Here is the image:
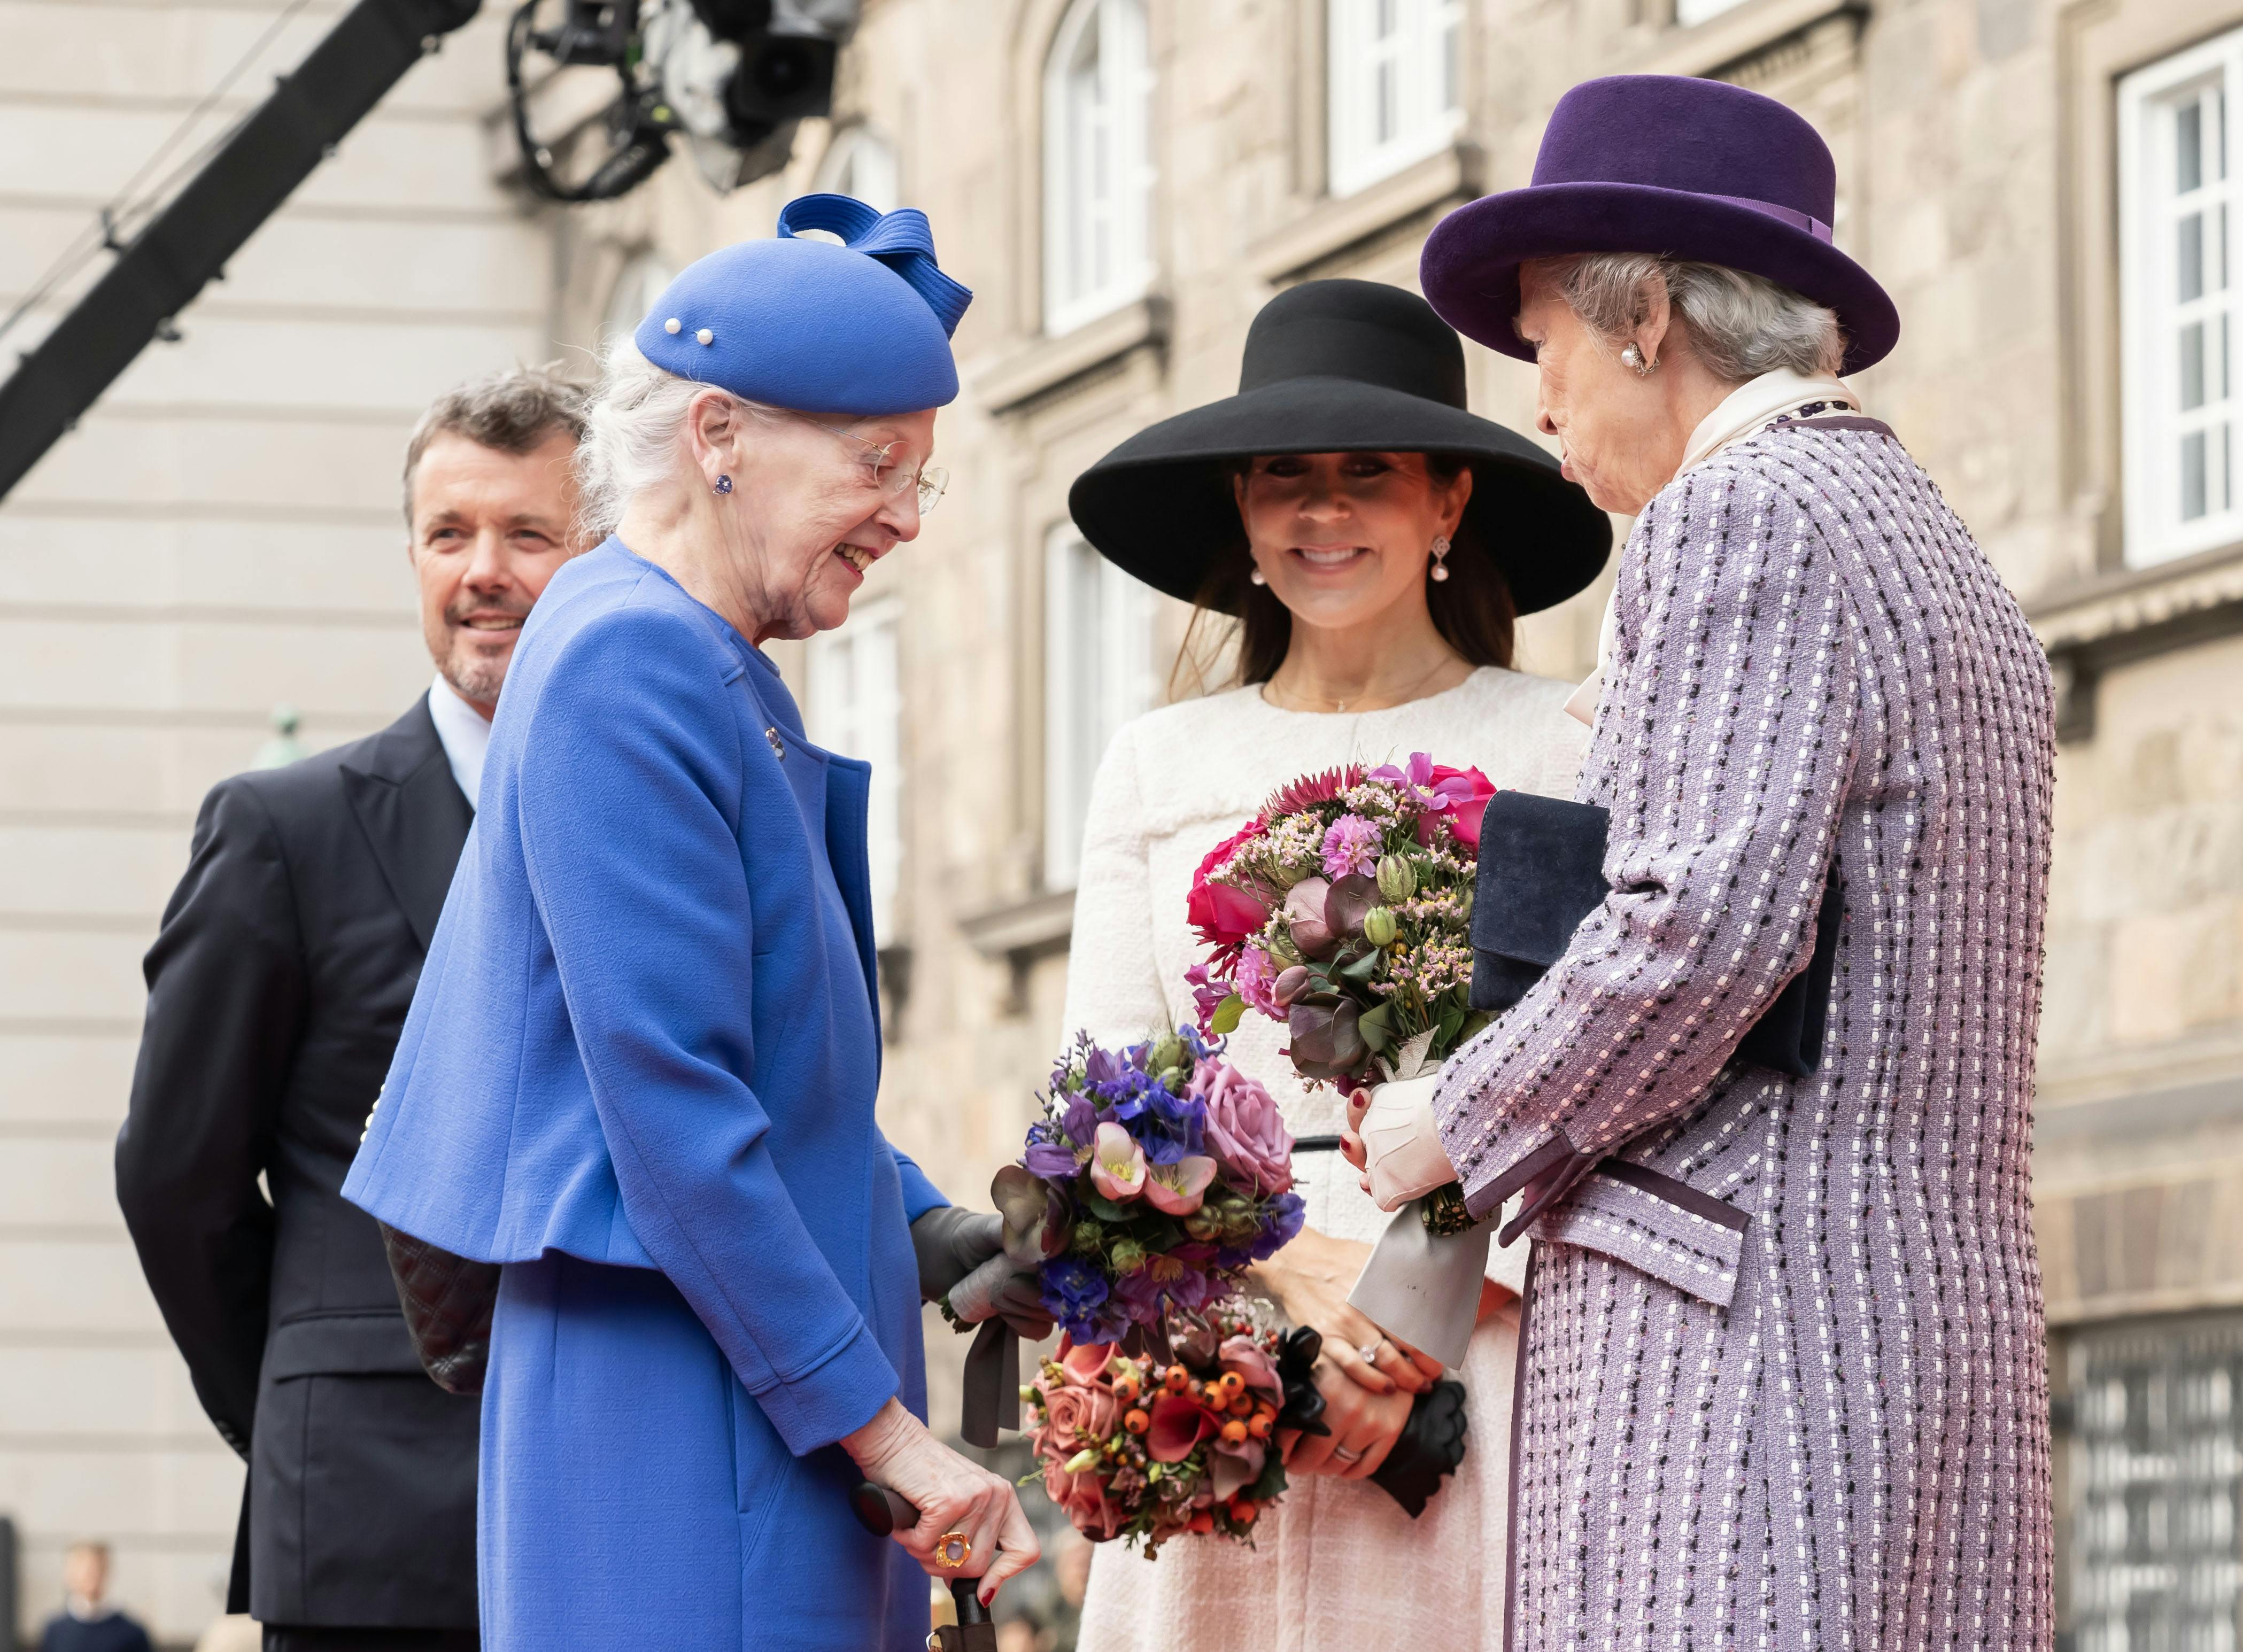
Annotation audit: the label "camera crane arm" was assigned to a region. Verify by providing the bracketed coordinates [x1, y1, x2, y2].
[0, 0, 484, 502]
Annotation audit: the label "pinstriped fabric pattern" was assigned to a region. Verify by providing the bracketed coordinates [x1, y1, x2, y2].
[1433, 418, 2056, 1650]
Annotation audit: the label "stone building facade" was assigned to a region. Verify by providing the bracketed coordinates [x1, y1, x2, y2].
[1, 0, 2239, 1642]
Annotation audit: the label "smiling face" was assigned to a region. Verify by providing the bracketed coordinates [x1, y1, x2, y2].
[1231, 451, 1472, 635]
[1515, 261, 1691, 516]
[407, 430, 583, 715]
[701, 402, 937, 642]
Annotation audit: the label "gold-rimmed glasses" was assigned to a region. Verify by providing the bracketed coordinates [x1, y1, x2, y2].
[800, 417, 949, 514]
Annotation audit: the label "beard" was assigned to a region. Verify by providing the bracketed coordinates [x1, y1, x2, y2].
[433, 597, 530, 707]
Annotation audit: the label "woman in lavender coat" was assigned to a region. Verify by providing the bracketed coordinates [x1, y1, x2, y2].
[1347, 76, 2059, 1649]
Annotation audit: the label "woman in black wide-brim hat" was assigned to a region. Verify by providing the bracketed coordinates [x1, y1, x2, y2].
[1057, 278, 1608, 1651]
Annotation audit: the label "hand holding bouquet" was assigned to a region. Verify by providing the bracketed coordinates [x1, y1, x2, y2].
[1184, 753, 1499, 1232]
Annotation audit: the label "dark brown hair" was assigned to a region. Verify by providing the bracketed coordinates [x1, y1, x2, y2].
[1172, 453, 1518, 693]
[401, 366, 589, 525]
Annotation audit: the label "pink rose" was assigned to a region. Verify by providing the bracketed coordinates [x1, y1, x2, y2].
[1422, 763, 1498, 850]
[1034, 1377, 1120, 1461]
[1043, 1459, 1125, 1542]
[1187, 823, 1272, 959]
[1195, 1060, 1295, 1197]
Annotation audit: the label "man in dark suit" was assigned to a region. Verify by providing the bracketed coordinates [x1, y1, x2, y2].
[117, 369, 587, 1652]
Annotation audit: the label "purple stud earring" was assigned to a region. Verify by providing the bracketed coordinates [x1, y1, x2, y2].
[714, 475, 733, 496]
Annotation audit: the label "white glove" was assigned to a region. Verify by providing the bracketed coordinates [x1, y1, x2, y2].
[1357, 1074, 1459, 1212]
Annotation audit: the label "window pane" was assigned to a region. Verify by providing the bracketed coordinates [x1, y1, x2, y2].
[2180, 212, 2206, 303]
[2183, 320, 2208, 409]
[2063, 1316, 2243, 1652]
[2184, 430, 2209, 519]
[2179, 98, 2204, 194]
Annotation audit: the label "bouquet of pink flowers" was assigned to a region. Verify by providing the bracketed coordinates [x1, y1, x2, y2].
[994, 1029, 1306, 1348]
[1026, 1306, 1327, 1555]
[1185, 753, 1501, 1230]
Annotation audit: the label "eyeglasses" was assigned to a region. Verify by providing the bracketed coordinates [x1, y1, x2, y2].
[801, 418, 949, 514]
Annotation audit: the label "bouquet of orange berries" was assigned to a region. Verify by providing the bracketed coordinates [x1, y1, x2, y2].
[1023, 1302, 1328, 1555]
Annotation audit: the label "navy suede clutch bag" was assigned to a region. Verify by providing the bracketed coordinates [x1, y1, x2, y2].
[1468, 792, 1843, 1079]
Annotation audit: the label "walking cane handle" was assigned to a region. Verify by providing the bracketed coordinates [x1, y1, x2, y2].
[847, 1481, 993, 1625]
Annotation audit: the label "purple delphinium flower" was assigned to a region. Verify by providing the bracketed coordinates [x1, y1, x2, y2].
[1247, 1191, 1306, 1260]
[1320, 813, 1383, 880]
[1040, 1255, 1112, 1340]
[1058, 1091, 1101, 1147]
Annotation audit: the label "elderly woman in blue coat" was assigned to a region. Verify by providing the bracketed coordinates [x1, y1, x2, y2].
[345, 197, 1042, 1650]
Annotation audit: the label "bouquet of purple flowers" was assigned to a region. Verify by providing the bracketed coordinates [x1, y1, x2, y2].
[997, 1029, 1306, 1349]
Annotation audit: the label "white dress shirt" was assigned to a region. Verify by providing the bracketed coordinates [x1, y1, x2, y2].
[426, 673, 493, 811]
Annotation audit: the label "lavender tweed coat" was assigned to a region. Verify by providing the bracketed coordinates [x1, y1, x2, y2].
[1434, 416, 2056, 1650]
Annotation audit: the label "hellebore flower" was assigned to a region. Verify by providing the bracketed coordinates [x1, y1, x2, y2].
[1323, 873, 1379, 941]
[992, 1162, 1059, 1263]
[1285, 877, 1336, 958]
[1271, 965, 1310, 1009]
[1088, 1121, 1147, 1203]
[1141, 1154, 1218, 1216]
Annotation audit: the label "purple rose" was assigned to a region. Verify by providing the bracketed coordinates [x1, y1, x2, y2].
[1195, 1059, 1294, 1197]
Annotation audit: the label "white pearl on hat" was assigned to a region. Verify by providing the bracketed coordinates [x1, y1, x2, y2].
[663, 317, 681, 335]
[697, 328, 714, 346]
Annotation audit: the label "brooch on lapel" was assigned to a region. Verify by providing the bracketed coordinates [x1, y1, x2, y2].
[764, 727, 786, 760]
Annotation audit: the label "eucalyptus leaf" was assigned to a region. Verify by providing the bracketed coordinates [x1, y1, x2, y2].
[1082, 1190, 1132, 1223]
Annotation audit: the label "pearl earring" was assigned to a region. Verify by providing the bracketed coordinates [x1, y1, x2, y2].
[1621, 343, 1657, 376]
[714, 475, 733, 496]
[1249, 567, 1268, 586]
[1429, 535, 1452, 583]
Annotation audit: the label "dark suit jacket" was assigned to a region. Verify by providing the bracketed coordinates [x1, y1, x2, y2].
[116, 697, 479, 1628]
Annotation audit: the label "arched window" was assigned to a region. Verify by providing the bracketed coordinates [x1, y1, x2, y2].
[1327, 0, 1464, 198]
[814, 125, 900, 213]
[1043, 0, 1155, 336]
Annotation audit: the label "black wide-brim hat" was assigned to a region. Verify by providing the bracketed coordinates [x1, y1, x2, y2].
[1068, 279, 1611, 617]
[1421, 75, 1900, 376]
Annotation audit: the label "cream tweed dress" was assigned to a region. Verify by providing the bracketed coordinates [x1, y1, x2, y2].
[1061, 665, 1585, 1652]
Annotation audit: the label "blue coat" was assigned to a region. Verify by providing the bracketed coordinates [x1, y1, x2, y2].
[345, 539, 941, 1650]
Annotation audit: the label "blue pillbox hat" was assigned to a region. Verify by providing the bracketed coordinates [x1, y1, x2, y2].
[633, 193, 973, 417]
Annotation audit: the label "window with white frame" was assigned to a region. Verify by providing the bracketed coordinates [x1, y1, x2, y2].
[814, 125, 900, 213]
[1043, 0, 1155, 336]
[808, 598, 904, 941]
[1043, 525, 1158, 888]
[1673, 0, 1750, 30]
[1326, 0, 1464, 199]
[2121, 30, 2241, 567]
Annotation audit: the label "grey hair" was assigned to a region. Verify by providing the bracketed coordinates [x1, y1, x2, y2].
[401, 364, 587, 524]
[1540, 253, 1846, 382]
[574, 335, 785, 539]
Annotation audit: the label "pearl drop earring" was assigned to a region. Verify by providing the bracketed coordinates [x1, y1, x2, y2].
[1429, 535, 1452, 583]
[1621, 343, 1657, 376]
[1249, 567, 1268, 586]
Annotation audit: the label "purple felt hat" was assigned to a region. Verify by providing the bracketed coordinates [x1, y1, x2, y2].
[1421, 75, 1899, 376]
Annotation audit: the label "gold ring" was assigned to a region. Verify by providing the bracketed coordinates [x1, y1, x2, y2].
[933, 1530, 971, 1569]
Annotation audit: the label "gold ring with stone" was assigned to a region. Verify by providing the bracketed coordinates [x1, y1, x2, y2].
[933, 1531, 971, 1569]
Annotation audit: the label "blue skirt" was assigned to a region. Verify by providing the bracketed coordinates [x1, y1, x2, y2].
[481, 1254, 926, 1650]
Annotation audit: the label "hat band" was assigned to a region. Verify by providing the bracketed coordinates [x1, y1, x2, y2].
[1703, 192, 1834, 244]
